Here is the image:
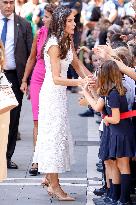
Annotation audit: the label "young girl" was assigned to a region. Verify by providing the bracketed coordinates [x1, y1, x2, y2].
[0, 41, 10, 182]
[83, 60, 136, 205]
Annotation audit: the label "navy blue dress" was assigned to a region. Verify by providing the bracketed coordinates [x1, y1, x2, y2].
[99, 124, 110, 161]
[99, 106, 111, 161]
[104, 89, 136, 159]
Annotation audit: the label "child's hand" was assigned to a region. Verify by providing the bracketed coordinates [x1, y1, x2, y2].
[87, 75, 97, 91]
[78, 46, 91, 53]
[93, 45, 116, 60]
[103, 116, 109, 126]
[80, 82, 88, 92]
[78, 96, 88, 106]
[79, 75, 92, 89]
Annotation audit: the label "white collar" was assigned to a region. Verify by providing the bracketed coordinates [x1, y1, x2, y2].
[0, 11, 14, 20]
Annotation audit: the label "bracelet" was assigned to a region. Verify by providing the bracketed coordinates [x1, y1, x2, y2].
[22, 80, 27, 83]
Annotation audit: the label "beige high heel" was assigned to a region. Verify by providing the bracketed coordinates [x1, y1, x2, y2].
[41, 178, 49, 188]
[47, 185, 75, 201]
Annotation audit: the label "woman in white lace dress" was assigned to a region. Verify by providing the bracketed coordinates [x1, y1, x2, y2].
[34, 6, 89, 201]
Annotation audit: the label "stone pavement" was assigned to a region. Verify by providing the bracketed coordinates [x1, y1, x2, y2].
[0, 92, 102, 205]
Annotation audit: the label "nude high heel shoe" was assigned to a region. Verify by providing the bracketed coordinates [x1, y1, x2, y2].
[47, 185, 75, 201]
[41, 178, 49, 188]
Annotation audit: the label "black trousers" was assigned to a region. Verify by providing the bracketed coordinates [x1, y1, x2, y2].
[5, 70, 23, 160]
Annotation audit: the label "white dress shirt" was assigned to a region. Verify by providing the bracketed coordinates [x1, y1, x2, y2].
[0, 12, 16, 70]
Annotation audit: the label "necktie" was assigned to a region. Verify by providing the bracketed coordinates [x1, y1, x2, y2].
[1, 18, 8, 47]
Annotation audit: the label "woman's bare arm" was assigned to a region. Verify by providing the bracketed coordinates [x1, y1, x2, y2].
[70, 39, 92, 78]
[22, 34, 38, 83]
[48, 45, 86, 86]
[112, 58, 136, 81]
[20, 34, 38, 93]
[71, 48, 92, 78]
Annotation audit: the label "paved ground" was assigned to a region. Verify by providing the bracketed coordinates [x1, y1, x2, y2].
[0, 92, 102, 205]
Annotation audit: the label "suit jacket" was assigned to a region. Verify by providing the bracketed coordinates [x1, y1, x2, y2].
[14, 14, 33, 85]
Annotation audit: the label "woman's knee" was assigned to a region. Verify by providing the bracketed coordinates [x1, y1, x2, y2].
[34, 120, 38, 128]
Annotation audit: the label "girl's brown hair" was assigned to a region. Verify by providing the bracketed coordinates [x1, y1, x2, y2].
[114, 46, 133, 67]
[0, 40, 5, 70]
[97, 60, 126, 96]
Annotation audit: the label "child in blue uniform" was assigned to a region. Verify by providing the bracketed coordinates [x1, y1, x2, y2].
[83, 60, 136, 205]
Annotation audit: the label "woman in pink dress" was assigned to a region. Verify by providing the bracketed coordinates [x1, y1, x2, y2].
[20, 3, 57, 175]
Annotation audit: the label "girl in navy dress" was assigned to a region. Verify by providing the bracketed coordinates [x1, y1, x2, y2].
[83, 60, 136, 205]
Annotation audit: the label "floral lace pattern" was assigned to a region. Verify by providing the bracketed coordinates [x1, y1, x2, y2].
[33, 36, 74, 173]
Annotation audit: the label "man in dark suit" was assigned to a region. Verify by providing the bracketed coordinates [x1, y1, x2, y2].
[0, 0, 33, 169]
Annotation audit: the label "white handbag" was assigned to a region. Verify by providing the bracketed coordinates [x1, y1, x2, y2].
[0, 67, 19, 114]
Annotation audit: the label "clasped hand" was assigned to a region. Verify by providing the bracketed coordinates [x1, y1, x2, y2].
[80, 74, 96, 92]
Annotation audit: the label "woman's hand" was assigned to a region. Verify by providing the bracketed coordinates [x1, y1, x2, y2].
[78, 76, 90, 88]
[79, 75, 97, 97]
[20, 82, 28, 95]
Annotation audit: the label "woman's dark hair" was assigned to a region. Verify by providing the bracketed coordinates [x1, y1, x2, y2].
[122, 16, 135, 25]
[110, 33, 122, 42]
[114, 17, 123, 27]
[45, 6, 72, 59]
[40, 3, 58, 58]
[99, 30, 108, 45]
[132, 45, 136, 57]
[90, 7, 101, 22]
[97, 60, 126, 96]
[110, 33, 128, 49]
[44, 3, 57, 14]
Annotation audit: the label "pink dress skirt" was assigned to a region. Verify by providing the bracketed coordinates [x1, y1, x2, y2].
[30, 26, 48, 121]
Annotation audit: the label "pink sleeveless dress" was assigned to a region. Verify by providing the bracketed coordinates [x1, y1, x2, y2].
[30, 26, 48, 121]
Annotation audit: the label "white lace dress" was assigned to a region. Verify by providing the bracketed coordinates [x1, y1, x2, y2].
[33, 36, 74, 173]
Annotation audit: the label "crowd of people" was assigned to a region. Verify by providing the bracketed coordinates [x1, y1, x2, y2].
[0, 0, 136, 204]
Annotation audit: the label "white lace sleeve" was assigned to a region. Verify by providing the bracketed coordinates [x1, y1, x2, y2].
[44, 36, 58, 54]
